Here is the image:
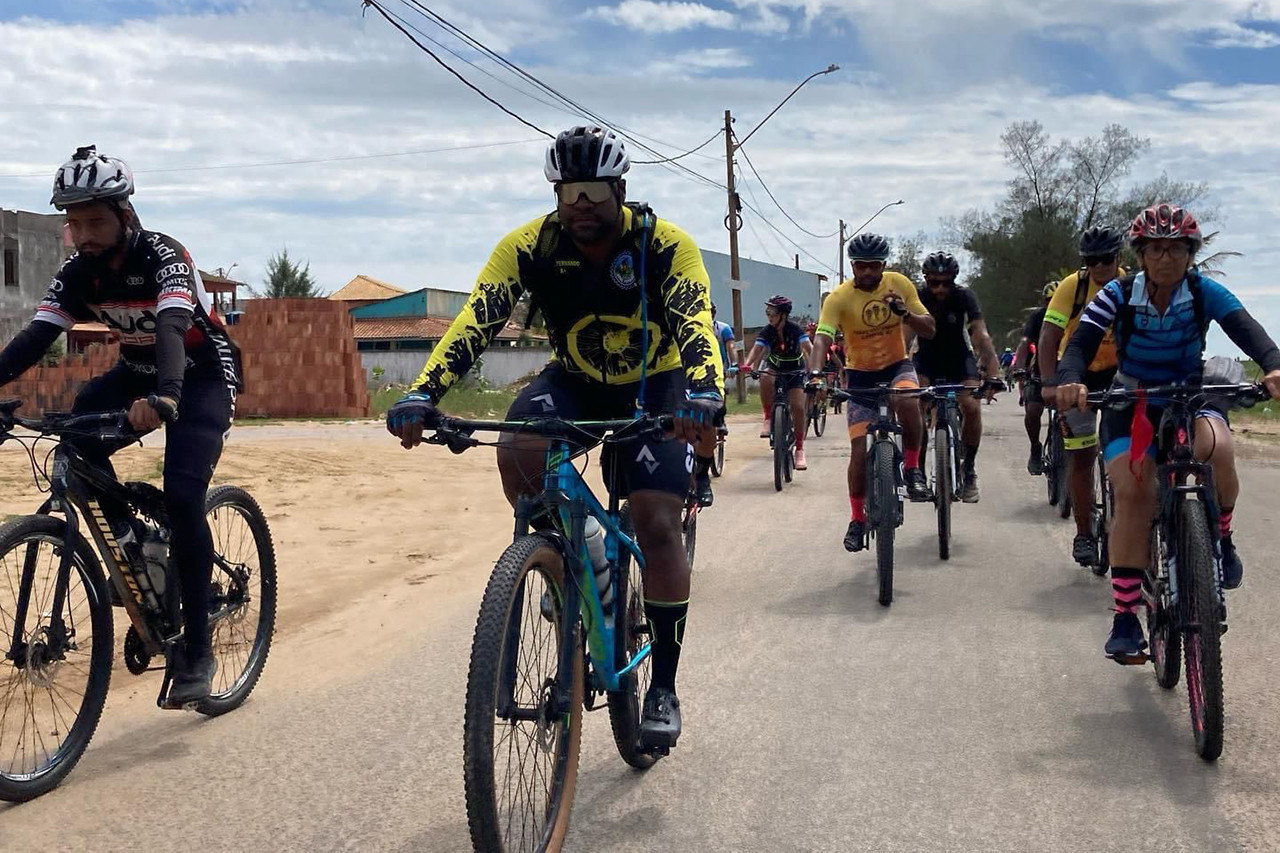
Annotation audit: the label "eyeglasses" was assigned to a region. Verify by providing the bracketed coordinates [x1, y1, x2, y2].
[1141, 242, 1191, 260]
[555, 181, 614, 205]
[1084, 253, 1118, 267]
[852, 261, 885, 272]
[925, 278, 953, 288]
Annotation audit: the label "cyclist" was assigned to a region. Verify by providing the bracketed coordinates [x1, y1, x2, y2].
[1040, 226, 1126, 568]
[711, 303, 741, 375]
[911, 251, 1002, 502]
[1014, 281, 1056, 474]
[741, 295, 813, 469]
[808, 233, 936, 551]
[999, 347, 1015, 370]
[1057, 204, 1280, 661]
[0, 146, 242, 705]
[385, 126, 722, 748]
[690, 303, 741, 506]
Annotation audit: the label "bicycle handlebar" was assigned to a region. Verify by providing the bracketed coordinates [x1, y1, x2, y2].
[0, 398, 134, 440]
[425, 414, 675, 454]
[1081, 382, 1267, 408]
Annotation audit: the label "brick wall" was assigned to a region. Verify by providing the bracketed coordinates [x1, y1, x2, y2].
[3, 298, 370, 419]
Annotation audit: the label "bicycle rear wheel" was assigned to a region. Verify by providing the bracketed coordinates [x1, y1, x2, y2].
[1046, 418, 1062, 507]
[607, 504, 659, 770]
[772, 405, 787, 492]
[710, 434, 724, 478]
[682, 502, 698, 571]
[1178, 501, 1223, 761]
[813, 401, 827, 437]
[1145, 525, 1180, 689]
[871, 440, 897, 606]
[1092, 455, 1112, 575]
[934, 427, 951, 561]
[0, 516, 112, 803]
[196, 486, 277, 717]
[465, 534, 583, 852]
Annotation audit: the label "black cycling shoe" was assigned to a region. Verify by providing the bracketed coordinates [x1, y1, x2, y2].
[640, 685, 682, 750]
[1027, 447, 1044, 476]
[695, 470, 714, 508]
[844, 520, 866, 552]
[960, 470, 980, 503]
[905, 467, 931, 502]
[1072, 533, 1099, 568]
[167, 651, 218, 706]
[1221, 535, 1243, 590]
[1104, 612, 1148, 664]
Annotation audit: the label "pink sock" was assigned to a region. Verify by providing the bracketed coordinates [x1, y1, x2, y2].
[850, 496, 867, 522]
[904, 447, 921, 469]
[1220, 508, 1233, 537]
[1111, 568, 1144, 614]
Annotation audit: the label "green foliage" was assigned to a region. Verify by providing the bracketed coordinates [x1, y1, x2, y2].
[255, 248, 319, 298]
[371, 384, 515, 418]
[40, 337, 65, 367]
[887, 232, 927, 285]
[952, 121, 1229, 344]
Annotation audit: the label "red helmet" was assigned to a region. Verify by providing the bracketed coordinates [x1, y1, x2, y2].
[1128, 203, 1202, 253]
[765, 294, 792, 313]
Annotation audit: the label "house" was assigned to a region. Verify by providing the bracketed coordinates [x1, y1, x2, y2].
[1, 209, 68, 343]
[328, 275, 408, 309]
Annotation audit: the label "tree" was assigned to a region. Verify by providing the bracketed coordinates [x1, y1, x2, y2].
[255, 248, 319, 298]
[887, 232, 928, 285]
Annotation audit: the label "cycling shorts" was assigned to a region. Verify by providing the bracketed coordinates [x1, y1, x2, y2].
[844, 359, 918, 440]
[1023, 377, 1044, 407]
[1101, 393, 1228, 466]
[1060, 369, 1117, 451]
[506, 363, 693, 499]
[913, 350, 979, 385]
[764, 368, 806, 393]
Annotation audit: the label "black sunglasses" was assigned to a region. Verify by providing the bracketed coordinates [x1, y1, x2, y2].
[1084, 253, 1118, 267]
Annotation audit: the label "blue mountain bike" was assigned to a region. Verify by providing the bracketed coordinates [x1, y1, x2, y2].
[426, 413, 683, 853]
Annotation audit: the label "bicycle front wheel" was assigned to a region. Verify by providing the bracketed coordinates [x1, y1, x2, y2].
[1178, 501, 1224, 761]
[197, 486, 277, 717]
[0, 515, 113, 803]
[1046, 420, 1062, 506]
[1092, 455, 1112, 574]
[934, 427, 951, 561]
[772, 405, 787, 492]
[465, 534, 583, 852]
[871, 440, 897, 606]
[813, 401, 827, 437]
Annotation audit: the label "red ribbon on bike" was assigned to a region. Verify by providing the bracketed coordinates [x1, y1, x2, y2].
[1129, 388, 1154, 481]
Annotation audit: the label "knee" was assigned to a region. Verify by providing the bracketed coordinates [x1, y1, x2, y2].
[629, 498, 682, 553]
[1195, 420, 1234, 466]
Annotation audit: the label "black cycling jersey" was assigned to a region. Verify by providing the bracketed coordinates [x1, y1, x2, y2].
[915, 284, 982, 358]
[757, 320, 808, 371]
[29, 229, 241, 397]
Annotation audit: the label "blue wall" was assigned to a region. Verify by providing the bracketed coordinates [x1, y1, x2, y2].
[349, 288, 468, 319]
[700, 249, 825, 328]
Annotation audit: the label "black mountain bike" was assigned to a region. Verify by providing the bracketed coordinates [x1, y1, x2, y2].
[1087, 419, 1114, 576]
[759, 369, 802, 492]
[0, 399, 276, 802]
[1045, 407, 1071, 518]
[709, 424, 727, 478]
[923, 384, 970, 561]
[806, 385, 828, 438]
[831, 386, 919, 606]
[1088, 382, 1263, 761]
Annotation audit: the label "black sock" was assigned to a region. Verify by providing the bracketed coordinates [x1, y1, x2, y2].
[1030, 439, 1042, 454]
[964, 443, 979, 473]
[695, 455, 713, 477]
[644, 599, 688, 691]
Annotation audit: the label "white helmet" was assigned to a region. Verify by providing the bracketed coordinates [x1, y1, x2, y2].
[51, 145, 135, 210]
[544, 126, 630, 183]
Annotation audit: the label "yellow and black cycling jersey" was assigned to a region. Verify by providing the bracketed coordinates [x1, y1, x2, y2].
[1044, 268, 1124, 372]
[414, 205, 723, 400]
[816, 271, 926, 372]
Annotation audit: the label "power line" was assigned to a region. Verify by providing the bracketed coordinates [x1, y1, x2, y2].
[633, 129, 723, 166]
[0, 138, 546, 179]
[363, 0, 554, 138]
[736, 168, 793, 266]
[734, 132, 838, 239]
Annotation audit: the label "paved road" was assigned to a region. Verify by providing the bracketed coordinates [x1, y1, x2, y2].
[2, 403, 1279, 852]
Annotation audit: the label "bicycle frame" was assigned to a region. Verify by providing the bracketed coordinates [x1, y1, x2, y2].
[926, 385, 967, 502]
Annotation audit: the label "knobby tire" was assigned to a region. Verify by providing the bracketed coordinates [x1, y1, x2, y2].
[607, 504, 659, 770]
[1178, 501, 1224, 761]
[872, 440, 896, 606]
[935, 427, 951, 561]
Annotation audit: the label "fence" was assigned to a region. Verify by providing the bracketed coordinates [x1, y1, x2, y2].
[2, 298, 370, 418]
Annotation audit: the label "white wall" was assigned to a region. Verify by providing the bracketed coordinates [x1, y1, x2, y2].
[361, 347, 552, 388]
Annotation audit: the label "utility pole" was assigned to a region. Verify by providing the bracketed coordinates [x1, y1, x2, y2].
[838, 219, 846, 284]
[724, 108, 746, 403]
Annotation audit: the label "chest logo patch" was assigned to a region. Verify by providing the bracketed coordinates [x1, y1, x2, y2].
[127, 275, 145, 287]
[610, 252, 638, 290]
[862, 299, 893, 328]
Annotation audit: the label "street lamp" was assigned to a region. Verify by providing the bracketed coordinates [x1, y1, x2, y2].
[838, 200, 905, 283]
[724, 63, 840, 402]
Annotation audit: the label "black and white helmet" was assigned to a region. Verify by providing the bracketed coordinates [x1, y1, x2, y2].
[51, 145, 135, 210]
[544, 126, 630, 183]
[921, 251, 960, 276]
[1078, 225, 1125, 256]
[847, 232, 891, 262]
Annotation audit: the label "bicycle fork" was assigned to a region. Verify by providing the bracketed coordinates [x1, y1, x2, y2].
[7, 475, 79, 670]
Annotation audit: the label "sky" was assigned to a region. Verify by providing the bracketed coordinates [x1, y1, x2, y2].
[2, 0, 1279, 353]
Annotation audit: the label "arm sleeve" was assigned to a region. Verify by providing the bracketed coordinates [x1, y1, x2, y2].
[655, 223, 723, 396]
[0, 320, 63, 386]
[1056, 323, 1107, 385]
[1044, 274, 1077, 330]
[154, 308, 192, 401]
[151, 235, 202, 314]
[413, 227, 531, 400]
[1219, 309, 1280, 374]
[1021, 309, 1041, 341]
[816, 294, 841, 339]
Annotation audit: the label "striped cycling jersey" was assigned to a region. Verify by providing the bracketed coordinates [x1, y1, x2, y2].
[1078, 272, 1241, 383]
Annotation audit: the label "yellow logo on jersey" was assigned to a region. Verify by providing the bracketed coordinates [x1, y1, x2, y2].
[862, 299, 893, 328]
[567, 314, 662, 383]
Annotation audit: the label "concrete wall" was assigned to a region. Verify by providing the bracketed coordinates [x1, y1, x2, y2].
[1, 210, 67, 343]
[701, 248, 825, 328]
[362, 347, 552, 388]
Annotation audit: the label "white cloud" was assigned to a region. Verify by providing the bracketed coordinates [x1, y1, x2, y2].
[648, 47, 753, 75]
[586, 0, 738, 32]
[1206, 23, 1280, 48]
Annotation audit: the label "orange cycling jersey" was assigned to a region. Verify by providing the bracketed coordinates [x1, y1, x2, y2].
[816, 271, 926, 371]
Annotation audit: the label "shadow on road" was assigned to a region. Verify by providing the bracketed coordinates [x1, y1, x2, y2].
[1023, 574, 1111, 621]
[767, 569, 904, 621]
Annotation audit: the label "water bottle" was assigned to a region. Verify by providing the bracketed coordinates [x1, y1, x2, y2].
[140, 524, 170, 598]
[583, 516, 614, 609]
